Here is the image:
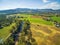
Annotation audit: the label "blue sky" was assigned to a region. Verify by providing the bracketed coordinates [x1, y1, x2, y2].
[0, 0, 60, 10]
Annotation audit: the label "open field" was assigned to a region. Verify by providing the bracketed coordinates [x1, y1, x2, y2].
[30, 23, 60, 45]
[51, 16, 60, 22]
[0, 23, 16, 41]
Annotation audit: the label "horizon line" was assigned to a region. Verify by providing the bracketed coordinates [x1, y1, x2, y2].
[0, 8, 60, 11]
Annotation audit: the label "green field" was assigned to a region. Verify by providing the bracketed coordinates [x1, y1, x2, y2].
[28, 17, 53, 25]
[51, 16, 60, 22]
[16, 14, 54, 25]
[0, 23, 16, 41]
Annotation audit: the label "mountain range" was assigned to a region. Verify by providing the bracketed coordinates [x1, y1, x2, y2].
[0, 8, 60, 15]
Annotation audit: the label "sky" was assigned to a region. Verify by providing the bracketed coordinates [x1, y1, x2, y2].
[0, 0, 60, 10]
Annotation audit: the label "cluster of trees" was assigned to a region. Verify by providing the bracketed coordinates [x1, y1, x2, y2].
[19, 20, 37, 45]
[0, 15, 16, 29]
[0, 15, 19, 45]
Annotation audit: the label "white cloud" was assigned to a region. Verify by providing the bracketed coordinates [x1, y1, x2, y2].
[41, 2, 60, 9]
[42, 0, 49, 3]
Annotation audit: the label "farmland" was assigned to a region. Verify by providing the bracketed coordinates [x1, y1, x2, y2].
[0, 13, 60, 45]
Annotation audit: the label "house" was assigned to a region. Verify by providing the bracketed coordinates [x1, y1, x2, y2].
[55, 23, 60, 28]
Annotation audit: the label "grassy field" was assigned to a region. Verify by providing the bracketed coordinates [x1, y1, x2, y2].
[51, 16, 60, 22]
[30, 23, 60, 45]
[0, 23, 16, 41]
[28, 17, 53, 25]
[16, 14, 54, 26]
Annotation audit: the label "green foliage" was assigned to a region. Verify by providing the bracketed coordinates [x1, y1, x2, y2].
[51, 16, 60, 22]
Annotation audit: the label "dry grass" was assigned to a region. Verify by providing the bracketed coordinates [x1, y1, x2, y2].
[30, 23, 60, 45]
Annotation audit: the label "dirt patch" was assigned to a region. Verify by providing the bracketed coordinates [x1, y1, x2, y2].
[31, 15, 42, 18]
[50, 27, 60, 32]
[31, 24, 52, 34]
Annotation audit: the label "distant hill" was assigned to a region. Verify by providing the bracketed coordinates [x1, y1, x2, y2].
[0, 8, 60, 15]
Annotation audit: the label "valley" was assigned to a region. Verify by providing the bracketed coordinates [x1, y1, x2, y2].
[0, 13, 60, 45]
